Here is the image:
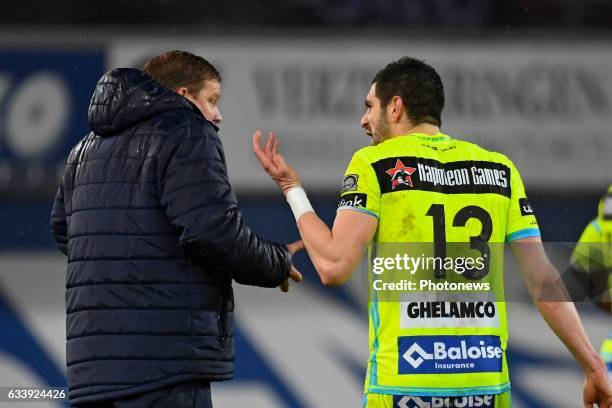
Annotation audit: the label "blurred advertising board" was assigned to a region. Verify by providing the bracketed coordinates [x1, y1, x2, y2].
[0, 49, 104, 200]
[0, 39, 610, 201]
[109, 38, 612, 193]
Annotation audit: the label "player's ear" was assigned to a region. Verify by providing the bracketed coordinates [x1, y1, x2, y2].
[390, 95, 404, 122]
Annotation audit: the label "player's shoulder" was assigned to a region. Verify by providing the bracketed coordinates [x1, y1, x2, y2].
[350, 144, 381, 164]
[590, 218, 603, 234]
[453, 137, 516, 168]
[350, 137, 414, 163]
[589, 217, 612, 236]
[351, 134, 518, 169]
[577, 218, 604, 242]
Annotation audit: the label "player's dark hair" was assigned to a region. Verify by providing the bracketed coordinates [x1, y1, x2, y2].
[143, 50, 221, 94]
[372, 57, 444, 127]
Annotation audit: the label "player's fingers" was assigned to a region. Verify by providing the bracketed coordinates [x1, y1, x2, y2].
[268, 133, 280, 164]
[279, 279, 289, 292]
[252, 130, 263, 150]
[252, 131, 275, 171]
[254, 148, 274, 172]
[264, 132, 274, 157]
[276, 152, 289, 169]
[271, 133, 279, 156]
[272, 140, 286, 169]
[252, 131, 265, 158]
[290, 266, 303, 283]
[287, 240, 304, 254]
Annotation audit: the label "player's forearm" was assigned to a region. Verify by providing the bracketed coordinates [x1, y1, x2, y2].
[531, 261, 604, 373]
[512, 239, 607, 375]
[535, 299, 606, 375]
[297, 212, 351, 286]
[532, 263, 605, 374]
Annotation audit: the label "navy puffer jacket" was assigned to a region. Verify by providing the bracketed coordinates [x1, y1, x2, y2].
[50, 68, 291, 405]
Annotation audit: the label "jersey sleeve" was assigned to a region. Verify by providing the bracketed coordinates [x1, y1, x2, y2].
[505, 161, 541, 242]
[337, 150, 380, 219]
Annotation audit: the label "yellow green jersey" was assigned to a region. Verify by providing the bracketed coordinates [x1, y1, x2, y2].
[571, 185, 612, 372]
[602, 332, 612, 377]
[571, 185, 612, 300]
[338, 132, 540, 397]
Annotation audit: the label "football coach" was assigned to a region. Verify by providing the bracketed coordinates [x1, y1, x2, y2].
[50, 50, 302, 408]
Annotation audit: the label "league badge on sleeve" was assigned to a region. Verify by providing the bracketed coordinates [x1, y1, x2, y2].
[518, 198, 534, 216]
[341, 174, 359, 193]
[338, 193, 367, 209]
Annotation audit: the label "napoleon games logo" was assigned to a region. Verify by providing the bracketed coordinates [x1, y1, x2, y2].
[398, 335, 503, 374]
[386, 159, 417, 189]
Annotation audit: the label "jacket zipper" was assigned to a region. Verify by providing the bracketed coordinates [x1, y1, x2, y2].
[217, 283, 227, 345]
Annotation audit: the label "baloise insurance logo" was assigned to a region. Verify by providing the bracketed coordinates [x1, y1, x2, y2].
[398, 335, 503, 374]
[393, 395, 495, 408]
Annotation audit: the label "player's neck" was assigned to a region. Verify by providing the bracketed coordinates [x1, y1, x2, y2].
[389, 122, 440, 139]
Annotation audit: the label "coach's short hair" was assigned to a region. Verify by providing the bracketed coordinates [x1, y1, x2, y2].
[372, 56, 444, 127]
[143, 50, 221, 93]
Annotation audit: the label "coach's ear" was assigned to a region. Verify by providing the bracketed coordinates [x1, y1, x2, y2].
[176, 87, 188, 97]
[389, 95, 405, 122]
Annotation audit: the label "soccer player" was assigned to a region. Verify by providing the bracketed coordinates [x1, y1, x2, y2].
[570, 185, 612, 381]
[252, 57, 612, 407]
[570, 185, 612, 312]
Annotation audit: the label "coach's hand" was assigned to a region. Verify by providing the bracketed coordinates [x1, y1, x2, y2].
[253, 131, 301, 194]
[279, 240, 304, 292]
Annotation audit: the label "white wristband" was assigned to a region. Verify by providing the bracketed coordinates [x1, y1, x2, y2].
[285, 187, 314, 222]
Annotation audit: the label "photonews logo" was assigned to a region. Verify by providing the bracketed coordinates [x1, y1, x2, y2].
[398, 335, 503, 374]
[393, 395, 495, 408]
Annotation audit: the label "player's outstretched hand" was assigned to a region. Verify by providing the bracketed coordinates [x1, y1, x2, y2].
[583, 367, 612, 408]
[252, 130, 301, 194]
[279, 240, 304, 292]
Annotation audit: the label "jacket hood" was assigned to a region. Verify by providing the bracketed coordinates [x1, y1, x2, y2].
[87, 68, 199, 136]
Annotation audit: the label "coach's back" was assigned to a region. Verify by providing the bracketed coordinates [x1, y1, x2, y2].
[50, 68, 291, 405]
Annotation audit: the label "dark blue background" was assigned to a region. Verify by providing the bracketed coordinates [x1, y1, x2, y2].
[0, 50, 104, 164]
[0, 192, 600, 250]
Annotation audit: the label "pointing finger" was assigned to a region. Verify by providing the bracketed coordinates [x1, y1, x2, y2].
[287, 240, 304, 254]
[290, 266, 303, 283]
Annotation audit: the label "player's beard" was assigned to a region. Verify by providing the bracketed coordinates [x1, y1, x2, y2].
[372, 111, 391, 145]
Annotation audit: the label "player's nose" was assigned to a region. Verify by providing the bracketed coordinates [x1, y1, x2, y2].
[360, 113, 368, 129]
